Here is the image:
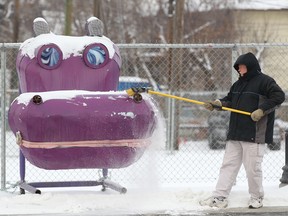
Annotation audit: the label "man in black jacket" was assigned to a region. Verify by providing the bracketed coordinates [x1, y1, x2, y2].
[200, 52, 285, 209]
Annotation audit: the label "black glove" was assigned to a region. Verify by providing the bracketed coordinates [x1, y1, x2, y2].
[203, 100, 222, 111]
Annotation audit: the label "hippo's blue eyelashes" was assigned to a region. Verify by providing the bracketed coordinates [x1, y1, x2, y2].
[83, 43, 109, 69]
[37, 44, 63, 70]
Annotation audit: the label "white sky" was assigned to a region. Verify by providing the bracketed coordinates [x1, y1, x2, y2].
[234, 0, 288, 10]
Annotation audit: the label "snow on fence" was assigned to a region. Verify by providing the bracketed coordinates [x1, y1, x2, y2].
[1, 43, 288, 191]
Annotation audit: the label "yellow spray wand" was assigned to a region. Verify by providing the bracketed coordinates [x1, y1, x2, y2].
[126, 88, 251, 116]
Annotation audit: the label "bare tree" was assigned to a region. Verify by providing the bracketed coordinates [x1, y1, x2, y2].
[0, 0, 16, 42]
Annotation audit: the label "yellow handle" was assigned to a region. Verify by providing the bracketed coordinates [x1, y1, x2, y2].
[147, 90, 251, 116]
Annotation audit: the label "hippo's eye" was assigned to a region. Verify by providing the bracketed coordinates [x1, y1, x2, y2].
[37, 44, 62, 69]
[83, 43, 109, 69]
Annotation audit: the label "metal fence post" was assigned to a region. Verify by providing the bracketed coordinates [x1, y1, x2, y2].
[166, 93, 175, 151]
[231, 45, 238, 84]
[0, 43, 7, 190]
[280, 129, 288, 185]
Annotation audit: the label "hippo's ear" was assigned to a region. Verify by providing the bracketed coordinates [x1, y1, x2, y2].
[36, 44, 63, 70]
[85, 17, 104, 37]
[33, 17, 50, 37]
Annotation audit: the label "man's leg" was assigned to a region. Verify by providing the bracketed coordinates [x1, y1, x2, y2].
[242, 142, 265, 199]
[212, 140, 243, 198]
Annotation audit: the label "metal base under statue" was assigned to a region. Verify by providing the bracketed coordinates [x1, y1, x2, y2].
[18, 150, 127, 195]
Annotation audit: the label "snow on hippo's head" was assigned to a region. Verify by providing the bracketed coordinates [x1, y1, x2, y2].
[16, 17, 121, 93]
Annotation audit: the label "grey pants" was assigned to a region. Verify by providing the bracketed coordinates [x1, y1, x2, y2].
[212, 140, 265, 199]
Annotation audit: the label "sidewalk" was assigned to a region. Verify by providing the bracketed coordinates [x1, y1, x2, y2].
[204, 206, 288, 216]
[2, 206, 288, 216]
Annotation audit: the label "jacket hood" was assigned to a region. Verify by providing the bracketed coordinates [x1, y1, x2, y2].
[233, 52, 261, 80]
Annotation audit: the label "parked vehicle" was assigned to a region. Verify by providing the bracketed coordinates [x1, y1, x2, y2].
[267, 122, 282, 150]
[207, 111, 230, 150]
[117, 76, 152, 91]
[179, 106, 208, 140]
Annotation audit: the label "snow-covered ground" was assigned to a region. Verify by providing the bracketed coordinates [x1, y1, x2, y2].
[1, 118, 288, 215]
[1, 181, 288, 215]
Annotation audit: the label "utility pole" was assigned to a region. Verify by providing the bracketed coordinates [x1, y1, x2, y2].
[65, 0, 73, 35]
[172, 0, 184, 88]
[167, 0, 175, 150]
[13, 0, 20, 42]
[168, 0, 174, 43]
[167, 0, 174, 85]
[93, 0, 106, 34]
[173, 0, 185, 43]
[93, 0, 102, 19]
[167, 0, 185, 150]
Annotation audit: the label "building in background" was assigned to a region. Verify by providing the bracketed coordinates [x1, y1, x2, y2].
[233, 0, 288, 89]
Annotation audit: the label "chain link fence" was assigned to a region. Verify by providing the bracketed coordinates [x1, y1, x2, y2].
[1, 43, 288, 191]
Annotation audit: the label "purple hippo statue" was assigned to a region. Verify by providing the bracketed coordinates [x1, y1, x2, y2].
[8, 17, 158, 171]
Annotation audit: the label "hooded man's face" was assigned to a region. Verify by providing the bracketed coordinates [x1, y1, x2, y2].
[238, 64, 247, 77]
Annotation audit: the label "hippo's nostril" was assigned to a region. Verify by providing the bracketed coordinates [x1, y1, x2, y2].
[133, 93, 143, 103]
[32, 95, 43, 104]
